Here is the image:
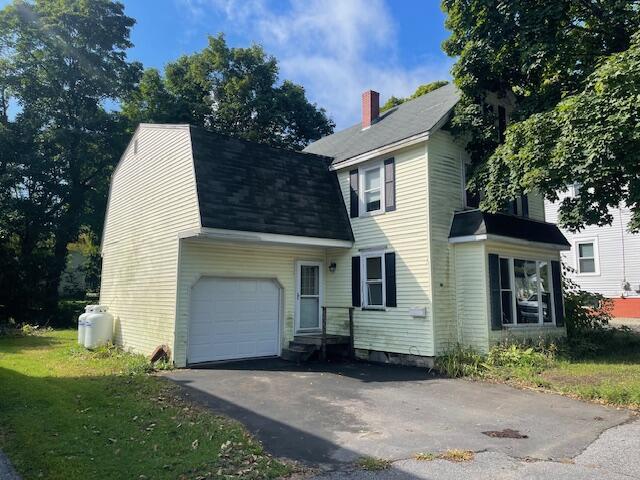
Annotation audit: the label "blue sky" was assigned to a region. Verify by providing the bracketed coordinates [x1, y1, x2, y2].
[1, 0, 454, 129]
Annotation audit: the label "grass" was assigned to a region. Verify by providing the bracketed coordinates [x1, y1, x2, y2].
[0, 330, 291, 480]
[414, 450, 474, 462]
[436, 330, 640, 410]
[437, 449, 475, 462]
[356, 456, 392, 471]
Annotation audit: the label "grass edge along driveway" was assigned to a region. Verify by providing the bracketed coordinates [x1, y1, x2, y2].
[0, 330, 291, 480]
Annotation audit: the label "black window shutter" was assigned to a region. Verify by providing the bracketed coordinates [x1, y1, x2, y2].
[551, 261, 565, 326]
[384, 252, 397, 307]
[488, 254, 502, 331]
[351, 256, 361, 307]
[349, 170, 359, 218]
[384, 158, 396, 212]
[521, 194, 529, 217]
[510, 199, 519, 215]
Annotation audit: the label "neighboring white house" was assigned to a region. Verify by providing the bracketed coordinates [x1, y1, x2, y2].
[100, 84, 570, 367]
[545, 185, 640, 317]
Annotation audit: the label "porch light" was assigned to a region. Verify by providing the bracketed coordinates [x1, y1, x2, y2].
[328, 262, 337, 273]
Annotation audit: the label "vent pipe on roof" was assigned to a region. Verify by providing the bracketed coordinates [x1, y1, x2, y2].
[362, 90, 380, 129]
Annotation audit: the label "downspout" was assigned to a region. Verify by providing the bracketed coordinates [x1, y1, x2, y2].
[619, 207, 627, 297]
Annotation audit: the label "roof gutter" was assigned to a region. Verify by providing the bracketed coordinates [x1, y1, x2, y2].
[449, 233, 570, 251]
[329, 131, 430, 171]
[178, 227, 354, 249]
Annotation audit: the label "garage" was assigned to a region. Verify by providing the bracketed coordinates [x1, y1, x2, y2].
[187, 277, 281, 364]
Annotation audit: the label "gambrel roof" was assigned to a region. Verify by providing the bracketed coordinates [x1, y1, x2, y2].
[189, 126, 354, 241]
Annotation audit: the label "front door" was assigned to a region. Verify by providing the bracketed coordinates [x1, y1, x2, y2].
[295, 261, 323, 333]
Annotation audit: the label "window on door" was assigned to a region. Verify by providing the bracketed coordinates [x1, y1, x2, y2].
[299, 265, 320, 329]
[362, 253, 385, 308]
[498, 257, 556, 325]
[576, 241, 598, 274]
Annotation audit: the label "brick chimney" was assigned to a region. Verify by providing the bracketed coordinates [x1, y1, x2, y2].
[362, 90, 380, 129]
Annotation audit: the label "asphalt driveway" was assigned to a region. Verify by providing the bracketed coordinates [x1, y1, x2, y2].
[165, 359, 633, 470]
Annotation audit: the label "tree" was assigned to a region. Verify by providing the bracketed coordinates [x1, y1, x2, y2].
[441, 0, 640, 231]
[0, 0, 140, 321]
[380, 80, 449, 112]
[122, 34, 334, 151]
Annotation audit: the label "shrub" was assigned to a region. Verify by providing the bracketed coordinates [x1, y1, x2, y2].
[563, 264, 612, 336]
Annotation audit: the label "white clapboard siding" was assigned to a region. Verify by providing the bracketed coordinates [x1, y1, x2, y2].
[100, 125, 200, 356]
[546, 195, 640, 298]
[327, 142, 434, 356]
[174, 239, 326, 367]
[453, 241, 490, 350]
[426, 131, 468, 354]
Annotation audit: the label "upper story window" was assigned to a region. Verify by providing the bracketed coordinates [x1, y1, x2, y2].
[576, 239, 599, 275]
[363, 165, 382, 213]
[349, 158, 395, 218]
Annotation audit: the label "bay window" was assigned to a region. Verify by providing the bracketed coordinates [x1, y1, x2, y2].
[499, 257, 556, 326]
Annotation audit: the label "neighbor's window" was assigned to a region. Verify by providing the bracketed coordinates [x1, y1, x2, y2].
[577, 241, 597, 274]
[499, 257, 556, 325]
[362, 253, 385, 308]
[363, 166, 382, 213]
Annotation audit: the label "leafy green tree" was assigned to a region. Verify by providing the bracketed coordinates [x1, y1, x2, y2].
[123, 34, 334, 150]
[0, 0, 140, 321]
[380, 80, 448, 112]
[442, 0, 640, 230]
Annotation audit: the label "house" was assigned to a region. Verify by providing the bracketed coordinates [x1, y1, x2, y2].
[545, 187, 640, 318]
[99, 84, 570, 368]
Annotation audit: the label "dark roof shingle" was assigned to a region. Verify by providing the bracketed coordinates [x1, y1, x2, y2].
[189, 126, 353, 242]
[303, 83, 460, 165]
[449, 210, 570, 247]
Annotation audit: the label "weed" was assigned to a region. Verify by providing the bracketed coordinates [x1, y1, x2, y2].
[414, 452, 436, 461]
[435, 344, 487, 378]
[356, 456, 392, 471]
[438, 449, 474, 462]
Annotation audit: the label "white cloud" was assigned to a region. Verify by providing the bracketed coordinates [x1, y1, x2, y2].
[179, 0, 453, 128]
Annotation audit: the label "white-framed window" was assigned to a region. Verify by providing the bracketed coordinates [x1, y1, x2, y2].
[360, 162, 385, 215]
[361, 251, 385, 308]
[498, 256, 556, 326]
[575, 239, 599, 275]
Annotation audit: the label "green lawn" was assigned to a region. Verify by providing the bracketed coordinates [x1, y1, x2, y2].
[538, 358, 640, 407]
[486, 340, 640, 409]
[0, 330, 291, 480]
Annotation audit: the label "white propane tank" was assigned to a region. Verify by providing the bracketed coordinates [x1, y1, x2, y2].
[83, 306, 114, 349]
[78, 305, 96, 345]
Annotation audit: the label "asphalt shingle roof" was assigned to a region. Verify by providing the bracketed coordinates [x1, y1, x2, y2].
[189, 126, 354, 242]
[449, 210, 570, 247]
[303, 83, 460, 165]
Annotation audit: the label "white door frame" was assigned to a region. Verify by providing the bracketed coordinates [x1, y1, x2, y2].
[294, 260, 324, 334]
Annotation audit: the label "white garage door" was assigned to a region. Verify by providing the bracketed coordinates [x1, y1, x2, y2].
[188, 277, 281, 364]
